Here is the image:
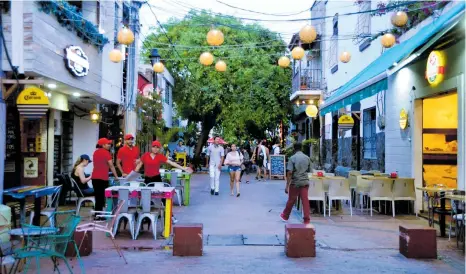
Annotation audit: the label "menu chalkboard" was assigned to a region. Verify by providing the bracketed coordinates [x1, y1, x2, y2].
[270, 155, 286, 179]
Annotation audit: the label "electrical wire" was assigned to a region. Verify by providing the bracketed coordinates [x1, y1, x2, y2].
[216, 0, 312, 17]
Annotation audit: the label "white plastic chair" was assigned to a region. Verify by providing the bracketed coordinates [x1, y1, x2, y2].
[169, 172, 183, 206]
[29, 186, 62, 227]
[307, 178, 326, 217]
[76, 200, 127, 264]
[356, 176, 372, 212]
[328, 178, 352, 216]
[135, 188, 161, 240]
[392, 178, 417, 216]
[70, 178, 95, 215]
[113, 189, 137, 240]
[369, 178, 395, 217]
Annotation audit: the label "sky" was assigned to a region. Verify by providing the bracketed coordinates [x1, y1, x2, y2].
[139, 0, 316, 45]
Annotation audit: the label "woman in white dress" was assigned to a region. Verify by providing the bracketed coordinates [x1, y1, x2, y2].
[224, 144, 243, 197]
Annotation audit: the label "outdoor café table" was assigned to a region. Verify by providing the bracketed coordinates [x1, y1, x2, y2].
[417, 186, 456, 237]
[104, 186, 176, 238]
[161, 172, 192, 206]
[4, 186, 58, 226]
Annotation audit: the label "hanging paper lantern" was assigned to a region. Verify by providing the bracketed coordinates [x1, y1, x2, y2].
[109, 49, 122, 63]
[199, 52, 214, 66]
[391, 11, 408, 27]
[339, 51, 351, 63]
[206, 29, 224, 46]
[381, 33, 396, 48]
[215, 60, 227, 72]
[305, 105, 318, 118]
[117, 27, 135, 45]
[299, 25, 317, 43]
[291, 46, 305, 60]
[278, 56, 290, 68]
[153, 62, 165, 73]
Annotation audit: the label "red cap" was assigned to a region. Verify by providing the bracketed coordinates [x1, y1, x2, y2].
[124, 134, 134, 140]
[151, 140, 162, 148]
[97, 138, 112, 146]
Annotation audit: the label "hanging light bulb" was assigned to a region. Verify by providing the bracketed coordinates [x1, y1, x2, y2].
[153, 62, 165, 73]
[305, 105, 318, 118]
[291, 46, 305, 60]
[391, 11, 408, 27]
[381, 33, 396, 48]
[206, 29, 224, 46]
[90, 109, 101, 123]
[339, 51, 351, 63]
[299, 25, 317, 44]
[215, 60, 227, 72]
[308, 99, 314, 105]
[199, 52, 214, 66]
[278, 56, 290, 68]
[109, 49, 123, 63]
[117, 27, 135, 45]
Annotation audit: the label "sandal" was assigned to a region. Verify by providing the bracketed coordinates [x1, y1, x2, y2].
[236, 193, 240, 197]
[246, 180, 250, 184]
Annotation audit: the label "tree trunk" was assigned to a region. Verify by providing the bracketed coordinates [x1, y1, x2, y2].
[194, 116, 216, 158]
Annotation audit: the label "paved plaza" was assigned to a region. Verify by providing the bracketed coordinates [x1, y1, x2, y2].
[30, 173, 465, 273]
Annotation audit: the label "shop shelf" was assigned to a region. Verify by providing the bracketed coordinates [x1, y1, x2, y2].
[422, 128, 457, 135]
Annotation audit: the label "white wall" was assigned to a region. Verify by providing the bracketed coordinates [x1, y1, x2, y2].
[72, 117, 99, 172]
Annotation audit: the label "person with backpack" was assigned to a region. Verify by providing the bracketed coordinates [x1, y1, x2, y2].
[252, 140, 268, 181]
[224, 143, 243, 197]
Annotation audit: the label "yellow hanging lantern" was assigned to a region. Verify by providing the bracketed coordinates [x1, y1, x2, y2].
[278, 56, 290, 68]
[90, 109, 101, 123]
[299, 25, 317, 44]
[206, 29, 224, 46]
[305, 105, 318, 118]
[291, 46, 305, 60]
[117, 27, 135, 45]
[109, 49, 122, 63]
[381, 33, 396, 48]
[215, 60, 227, 72]
[391, 11, 408, 27]
[199, 52, 214, 66]
[153, 62, 165, 73]
[339, 51, 351, 63]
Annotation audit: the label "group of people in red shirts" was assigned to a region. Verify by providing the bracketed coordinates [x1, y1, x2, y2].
[86, 134, 191, 216]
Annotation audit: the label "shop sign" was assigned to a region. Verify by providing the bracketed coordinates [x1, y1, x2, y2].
[425, 50, 445, 86]
[64, 45, 89, 77]
[338, 114, 354, 130]
[16, 87, 49, 105]
[24, 157, 38, 178]
[399, 108, 408, 129]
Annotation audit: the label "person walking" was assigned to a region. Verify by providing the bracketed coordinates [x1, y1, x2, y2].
[224, 144, 243, 197]
[252, 140, 268, 181]
[272, 140, 281, 155]
[207, 136, 225, 195]
[134, 140, 192, 223]
[91, 138, 119, 216]
[116, 134, 140, 177]
[239, 148, 250, 184]
[71, 154, 94, 195]
[280, 142, 311, 224]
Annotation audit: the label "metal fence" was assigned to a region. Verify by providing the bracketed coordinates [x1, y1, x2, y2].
[292, 68, 324, 92]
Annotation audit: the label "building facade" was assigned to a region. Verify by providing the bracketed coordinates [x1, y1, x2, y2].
[0, 0, 138, 196]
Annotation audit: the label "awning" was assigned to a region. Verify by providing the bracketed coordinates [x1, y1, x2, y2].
[320, 2, 465, 116]
[16, 86, 50, 119]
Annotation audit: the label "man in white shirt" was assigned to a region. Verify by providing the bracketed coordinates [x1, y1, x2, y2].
[207, 136, 225, 195]
[272, 140, 281, 155]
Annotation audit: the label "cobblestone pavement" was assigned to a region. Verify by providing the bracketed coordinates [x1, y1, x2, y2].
[25, 172, 465, 273]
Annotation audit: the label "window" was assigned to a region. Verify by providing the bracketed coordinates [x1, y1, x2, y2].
[165, 82, 171, 104]
[363, 108, 377, 159]
[328, 14, 338, 73]
[355, 1, 371, 44]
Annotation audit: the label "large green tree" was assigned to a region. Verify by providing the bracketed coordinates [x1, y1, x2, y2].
[143, 10, 292, 156]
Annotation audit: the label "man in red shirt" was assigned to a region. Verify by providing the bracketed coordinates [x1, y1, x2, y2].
[92, 138, 119, 214]
[117, 134, 140, 177]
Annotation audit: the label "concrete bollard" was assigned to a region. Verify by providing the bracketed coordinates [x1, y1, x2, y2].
[285, 223, 316, 258]
[399, 225, 437, 259]
[173, 223, 203, 256]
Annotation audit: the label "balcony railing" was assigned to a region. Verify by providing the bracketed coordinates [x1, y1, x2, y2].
[292, 68, 324, 92]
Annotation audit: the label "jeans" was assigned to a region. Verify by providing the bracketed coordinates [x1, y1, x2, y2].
[209, 165, 221, 192]
[282, 185, 310, 223]
[92, 179, 109, 212]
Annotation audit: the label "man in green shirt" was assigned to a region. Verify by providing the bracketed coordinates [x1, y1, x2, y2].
[280, 142, 311, 224]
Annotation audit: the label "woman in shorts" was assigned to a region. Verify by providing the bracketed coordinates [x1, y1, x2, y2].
[224, 144, 243, 197]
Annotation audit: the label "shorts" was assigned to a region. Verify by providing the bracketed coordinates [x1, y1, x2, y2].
[229, 166, 241, 172]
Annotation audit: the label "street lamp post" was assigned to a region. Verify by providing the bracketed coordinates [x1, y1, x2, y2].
[149, 48, 161, 92]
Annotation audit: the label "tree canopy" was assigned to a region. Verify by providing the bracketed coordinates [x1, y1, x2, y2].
[142, 10, 292, 155]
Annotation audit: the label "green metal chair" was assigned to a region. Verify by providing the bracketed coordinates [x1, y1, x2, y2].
[9, 210, 84, 274]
